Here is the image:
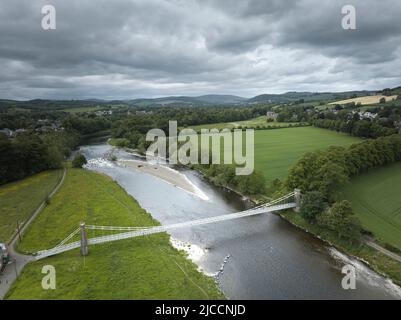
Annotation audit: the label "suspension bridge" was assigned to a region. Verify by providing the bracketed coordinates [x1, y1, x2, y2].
[34, 190, 301, 260]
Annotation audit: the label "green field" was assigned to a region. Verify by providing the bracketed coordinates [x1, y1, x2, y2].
[240, 126, 360, 185]
[341, 162, 401, 250]
[187, 116, 299, 130]
[198, 126, 361, 186]
[0, 170, 62, 243]
[7, 168, 223, 299]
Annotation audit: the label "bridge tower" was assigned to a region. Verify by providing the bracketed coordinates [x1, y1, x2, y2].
[80, 222, 89, 256]
[294, 189, 302, 213]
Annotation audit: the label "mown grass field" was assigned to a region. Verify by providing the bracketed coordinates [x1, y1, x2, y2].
[0, 170, 62, 243]
[329, 95, 398, 106]
[7, 168, 223, 299]
[187, 116, 298, 130]
[220, 126, 360, 185]
[253, 127, 361, 184]
[340, 162, 401, 250]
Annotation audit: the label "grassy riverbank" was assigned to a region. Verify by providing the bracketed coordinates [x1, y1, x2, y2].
[0, 170, 63, 243]
[279, 210, 401, 287]
[6, 168, 223, 299]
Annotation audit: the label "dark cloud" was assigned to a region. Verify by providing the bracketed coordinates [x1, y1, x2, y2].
[0, 0, 400, 100]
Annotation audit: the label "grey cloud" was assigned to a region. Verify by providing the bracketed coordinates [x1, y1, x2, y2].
[0, 0, 400, 100]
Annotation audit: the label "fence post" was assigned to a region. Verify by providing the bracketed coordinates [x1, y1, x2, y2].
[80, 222, 89, 256]
[294, 189, 302, 213]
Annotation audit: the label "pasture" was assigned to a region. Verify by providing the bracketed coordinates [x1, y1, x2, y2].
[0, 170, 62, 243]
[218, 126, 361, 185]
[341, 162, 401, 250]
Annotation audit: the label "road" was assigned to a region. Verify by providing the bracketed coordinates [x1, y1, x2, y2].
[0, 168, 67, 300]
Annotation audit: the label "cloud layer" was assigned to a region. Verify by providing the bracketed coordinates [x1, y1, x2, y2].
[1, 0, 401, 99]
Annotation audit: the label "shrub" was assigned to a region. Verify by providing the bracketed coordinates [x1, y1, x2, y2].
[72, 153, 87, 168]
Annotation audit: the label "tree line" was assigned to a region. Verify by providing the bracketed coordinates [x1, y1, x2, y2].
[286, 134, 401, 200]
[191, 164, 266, 196]
[313, 118, 397, 139]
[285, 134, 401, 244]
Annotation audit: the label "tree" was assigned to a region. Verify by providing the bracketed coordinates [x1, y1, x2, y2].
[235, 171, 266, 195]
[316, 161, 349, 199]
[318, 200, 361, 244]
[299, 191, 327, 223]
[379, 97, 386, 104]
[72, 153, 87, 168]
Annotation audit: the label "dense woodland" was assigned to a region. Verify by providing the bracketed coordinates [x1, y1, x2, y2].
[0, 113, 110, 184]
[0, 131, 79, 184]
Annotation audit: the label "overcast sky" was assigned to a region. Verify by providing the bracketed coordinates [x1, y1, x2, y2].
[1, 0, 401, 100]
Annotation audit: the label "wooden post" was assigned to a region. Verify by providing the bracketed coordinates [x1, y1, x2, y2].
[80, 222, 89, 256]
[294, 188, 302, 213]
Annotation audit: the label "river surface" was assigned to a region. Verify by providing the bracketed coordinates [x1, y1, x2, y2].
[79, 142, 401, 300]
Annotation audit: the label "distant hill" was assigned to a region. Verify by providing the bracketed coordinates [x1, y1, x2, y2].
[128, 94, 246, 106]
[194, 95, 246, 104]
[3, 88, 400, 111]
[248, 91, 377, 104]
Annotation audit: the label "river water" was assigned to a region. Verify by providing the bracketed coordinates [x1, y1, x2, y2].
[79, 142, 401, 300]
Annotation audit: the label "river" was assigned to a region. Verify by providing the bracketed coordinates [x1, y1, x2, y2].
[79, 142, 401, 300]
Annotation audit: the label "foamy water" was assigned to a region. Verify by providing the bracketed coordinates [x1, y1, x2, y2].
[329, 247, 401, 299]
[84, 158, 115, 169]
[169, 237, 219, 276]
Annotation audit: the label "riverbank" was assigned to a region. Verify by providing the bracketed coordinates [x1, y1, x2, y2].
[278, 210, 401, 289]
[6, 168, 224, 299]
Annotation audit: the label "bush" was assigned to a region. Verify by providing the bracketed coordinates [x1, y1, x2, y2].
[72, 153, 87, 168]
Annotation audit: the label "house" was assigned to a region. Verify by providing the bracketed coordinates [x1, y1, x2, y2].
[358, 111, 377, 120]
[266, 111, 279, 121]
